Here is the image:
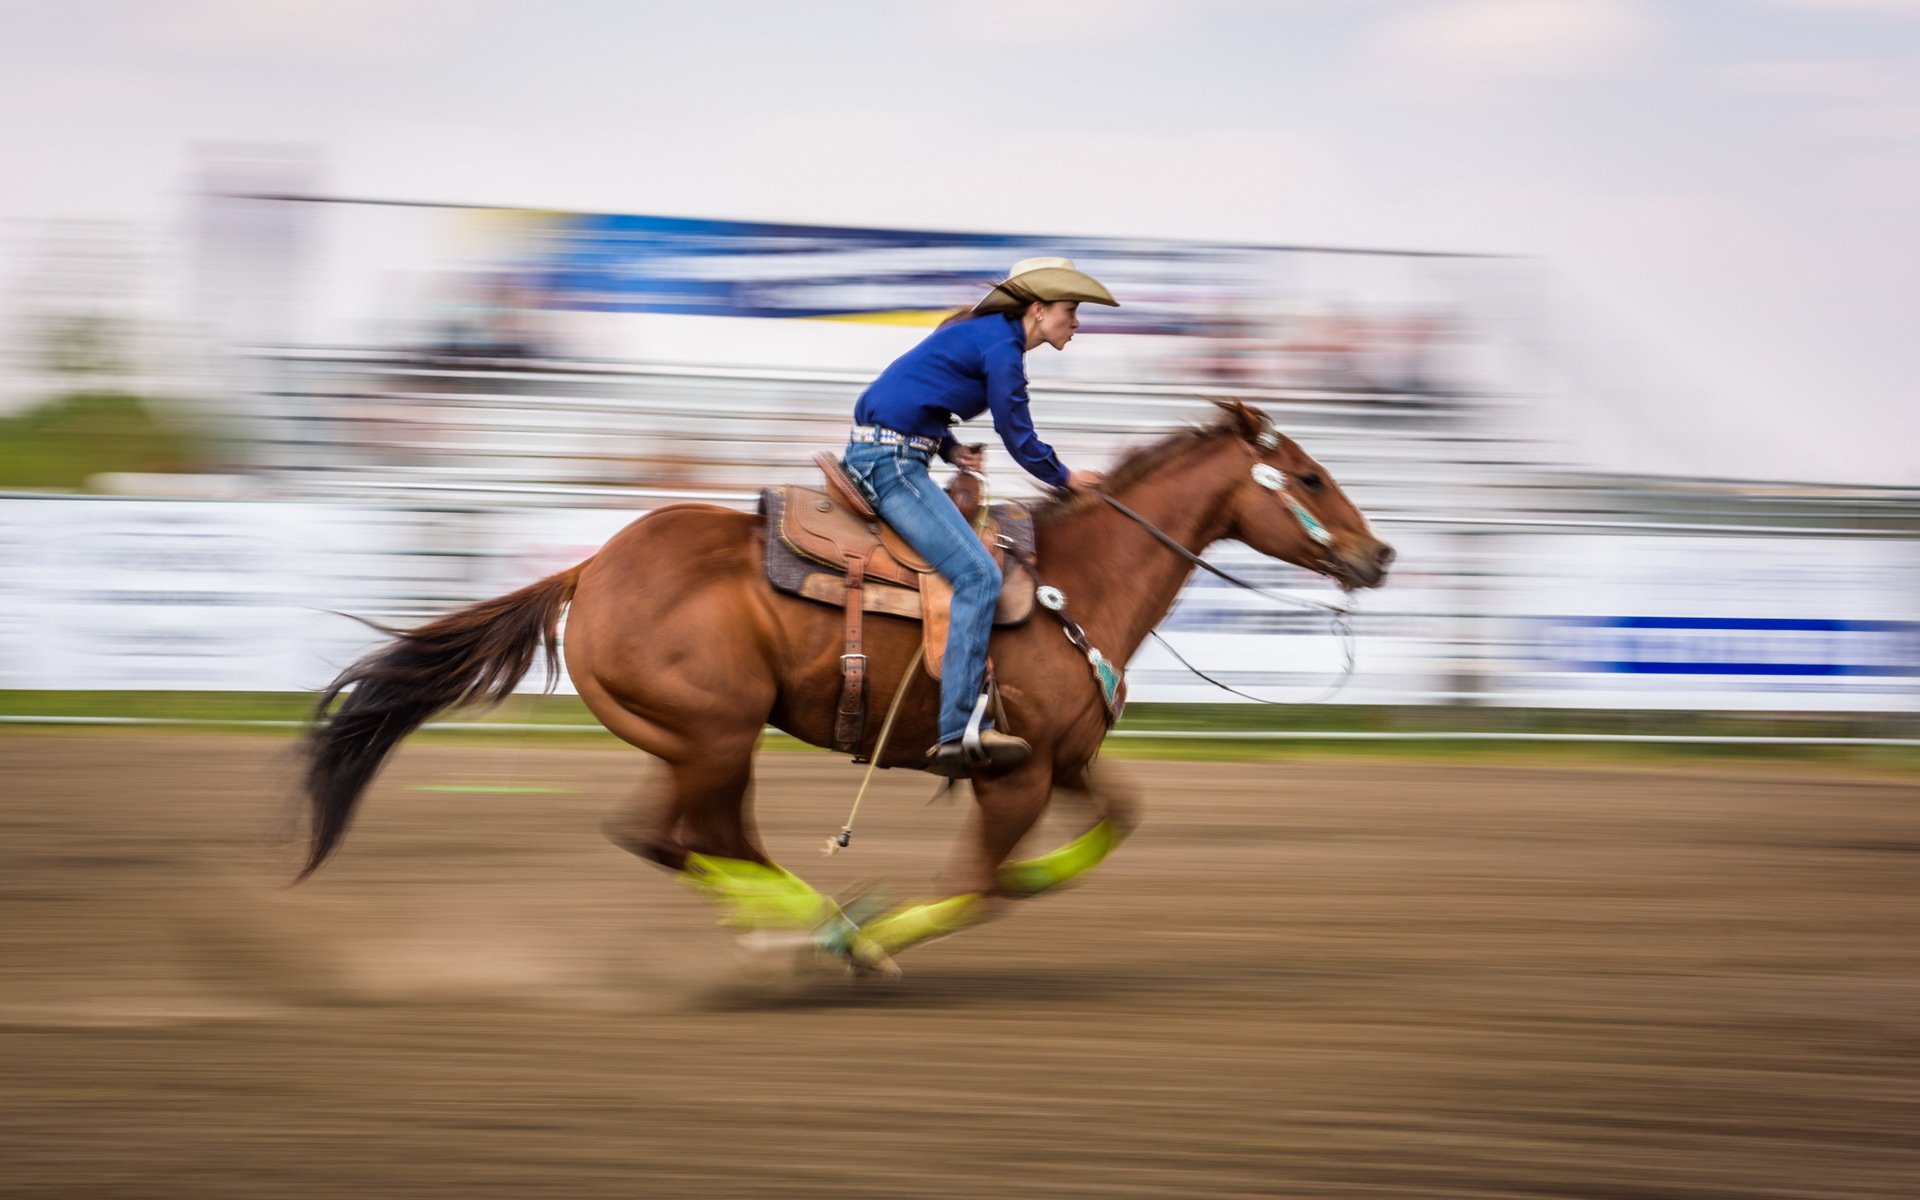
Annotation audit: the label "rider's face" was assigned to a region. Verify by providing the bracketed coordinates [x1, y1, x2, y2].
[1027, 301, 1081, 351]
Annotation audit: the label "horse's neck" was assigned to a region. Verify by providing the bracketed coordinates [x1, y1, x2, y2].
[1039, 441, 1239, 665]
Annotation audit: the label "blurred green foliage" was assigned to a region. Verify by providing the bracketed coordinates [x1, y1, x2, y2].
[0, 390, 205, 490]
[34, 313, 131, 379]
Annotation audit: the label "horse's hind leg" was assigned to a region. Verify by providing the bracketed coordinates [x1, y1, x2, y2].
[600, 731, 898, 973]
[602, 752, 762, 872]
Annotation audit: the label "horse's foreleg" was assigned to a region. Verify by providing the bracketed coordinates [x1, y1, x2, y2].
[995, 761, 1139, 898]
[852, 892, 993, 959]
[857, 762, 1053, 959]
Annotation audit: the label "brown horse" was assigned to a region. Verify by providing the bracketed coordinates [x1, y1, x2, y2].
[298, 399, 1392, 974]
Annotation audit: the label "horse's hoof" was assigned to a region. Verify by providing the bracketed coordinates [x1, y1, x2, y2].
[600, 817, 642, 851]
[800, 889, 899, 980]
[818, 929, 901, 980]
[847, 945, 902, 981]
[600, 819, 680, 868]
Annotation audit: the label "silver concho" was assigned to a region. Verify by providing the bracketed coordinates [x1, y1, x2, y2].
[1255, 427, 1280, 451]
[1036, 585, 1067, 611]
[1251, 463, 1284, 491]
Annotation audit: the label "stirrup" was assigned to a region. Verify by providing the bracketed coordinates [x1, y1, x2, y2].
[961, 692, 992, 759]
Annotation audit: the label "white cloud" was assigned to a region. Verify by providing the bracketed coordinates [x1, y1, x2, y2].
[1721, 59, 1874, 98]
[1722, 58, 1920, 142]
[1824, 103, 1920, 139]
[0, 62, 149, 112]
[145, 0, 458, 63]
[1770, 0, 1920, 15]
[944, 0, 1184, 44]
[714, 108, 1386, 247]
[1367, 0, 1657, 97]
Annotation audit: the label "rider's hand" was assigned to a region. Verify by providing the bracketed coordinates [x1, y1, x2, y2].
[948, 444, 986, 473]
[1066, 468, 1104, 494]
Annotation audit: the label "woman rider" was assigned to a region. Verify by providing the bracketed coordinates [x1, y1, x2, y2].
[843, 257, 1117, 775]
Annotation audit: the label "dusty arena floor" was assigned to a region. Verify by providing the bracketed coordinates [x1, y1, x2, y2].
[2, 734, 1916, 1199]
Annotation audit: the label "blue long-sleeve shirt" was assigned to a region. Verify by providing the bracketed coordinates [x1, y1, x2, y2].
[852, 313, 1070, 488]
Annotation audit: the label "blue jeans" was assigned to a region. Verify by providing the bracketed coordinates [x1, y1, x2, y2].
[842, 440, 1001, 745]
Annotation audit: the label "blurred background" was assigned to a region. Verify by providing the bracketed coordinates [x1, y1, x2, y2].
[5, 8, 1920, 1199]
[1, 1, 1915, 725]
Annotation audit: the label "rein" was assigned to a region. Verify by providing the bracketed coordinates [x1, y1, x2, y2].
[1095, 493, 1349, 618]
[1093, 491, 1360, 705]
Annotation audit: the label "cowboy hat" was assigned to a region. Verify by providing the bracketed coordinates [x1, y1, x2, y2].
[971, 256, 1120, 314]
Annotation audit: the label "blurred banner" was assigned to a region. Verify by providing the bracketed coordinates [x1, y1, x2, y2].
[0, 498, 390, 690]
[1496, 534, 1920, 711]
[215, 195, 1495, 393]
[534, 211, 1265, 332]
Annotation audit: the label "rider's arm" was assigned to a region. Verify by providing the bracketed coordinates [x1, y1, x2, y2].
[982, 339, 1071, 489]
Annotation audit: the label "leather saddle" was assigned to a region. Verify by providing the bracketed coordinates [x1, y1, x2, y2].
[761, 454, 1038, 754]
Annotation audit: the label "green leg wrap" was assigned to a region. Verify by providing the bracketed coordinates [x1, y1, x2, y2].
[995, 819, 1124, 898]
[680, 854, 832, 930]
[859, 894, 990, 957]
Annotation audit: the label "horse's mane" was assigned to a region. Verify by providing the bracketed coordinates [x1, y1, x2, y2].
[1028, 414, 1237, 523]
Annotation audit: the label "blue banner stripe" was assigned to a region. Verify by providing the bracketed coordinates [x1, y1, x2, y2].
[1539, 615, 1920, 678]
[1562, 616, 1915, 634]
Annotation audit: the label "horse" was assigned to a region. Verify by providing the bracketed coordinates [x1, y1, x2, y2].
[297, 399, 1394, 976]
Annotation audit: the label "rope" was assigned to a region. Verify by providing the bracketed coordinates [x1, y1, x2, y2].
[824, 644, 925, 855]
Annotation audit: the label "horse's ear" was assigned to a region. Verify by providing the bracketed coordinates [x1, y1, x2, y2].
[1206, 396, 1264, 442]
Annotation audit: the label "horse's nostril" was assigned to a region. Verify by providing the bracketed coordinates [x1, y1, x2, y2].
[1376, 544, 1396, 568]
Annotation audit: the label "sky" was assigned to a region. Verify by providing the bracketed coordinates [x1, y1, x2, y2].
[5, 0, 1918, 485]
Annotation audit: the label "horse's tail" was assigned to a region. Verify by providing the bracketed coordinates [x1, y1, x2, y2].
[295, 563, 586, 882]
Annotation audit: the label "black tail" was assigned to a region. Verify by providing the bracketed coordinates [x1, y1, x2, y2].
[296, 564, 584, 882]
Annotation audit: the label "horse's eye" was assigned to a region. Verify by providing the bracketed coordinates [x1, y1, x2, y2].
[1300, 472, 1323, 491]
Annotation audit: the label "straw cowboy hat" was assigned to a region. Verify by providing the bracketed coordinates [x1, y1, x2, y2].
[971, 256, 1120, 315]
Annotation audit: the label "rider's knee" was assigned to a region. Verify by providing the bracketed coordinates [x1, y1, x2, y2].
[954, 552, 1001, 595]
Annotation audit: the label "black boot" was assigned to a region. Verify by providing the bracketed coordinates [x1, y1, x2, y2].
[925, 729, 1031, 776]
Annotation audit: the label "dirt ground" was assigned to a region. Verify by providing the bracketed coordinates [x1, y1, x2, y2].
[1, 734, 1916, 1199]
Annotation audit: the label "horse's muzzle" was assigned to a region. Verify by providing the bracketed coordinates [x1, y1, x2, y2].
[1328, 539, 1395, 590]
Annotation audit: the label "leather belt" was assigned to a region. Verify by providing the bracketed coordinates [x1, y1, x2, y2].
[849, 426, 942, 455]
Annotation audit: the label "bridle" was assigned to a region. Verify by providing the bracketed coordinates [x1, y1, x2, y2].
[1091, 423, 1361, 704]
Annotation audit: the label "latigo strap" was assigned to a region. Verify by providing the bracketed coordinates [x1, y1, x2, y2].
[834, 552, 868, 753]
